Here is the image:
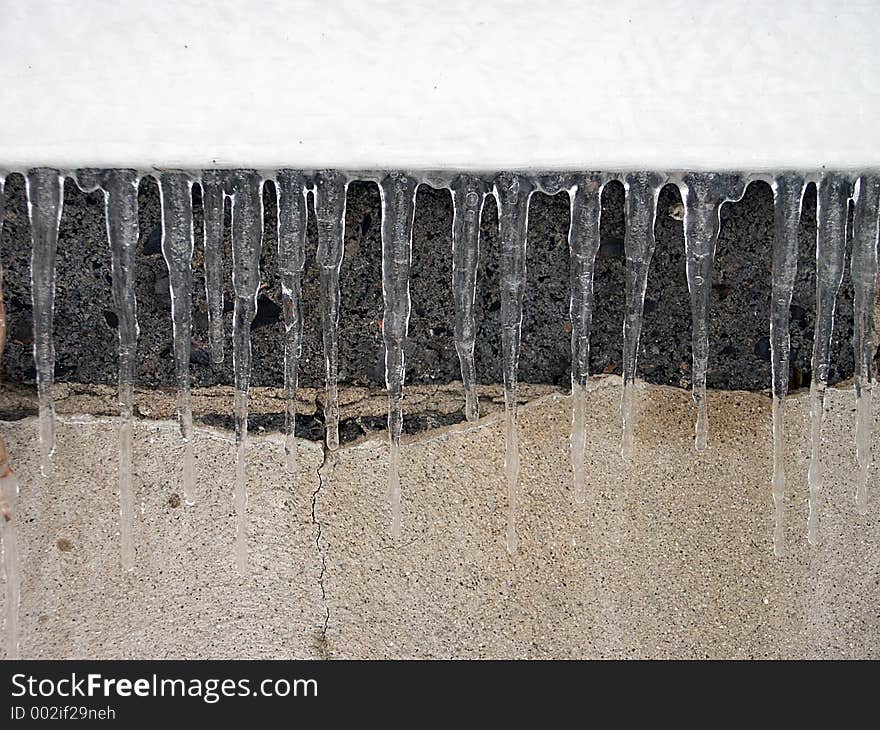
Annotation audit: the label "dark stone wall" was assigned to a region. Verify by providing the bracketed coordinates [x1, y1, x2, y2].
[0, 173, 856, 393]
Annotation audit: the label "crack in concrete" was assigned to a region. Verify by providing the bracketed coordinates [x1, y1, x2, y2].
[312, 442, 332, 651]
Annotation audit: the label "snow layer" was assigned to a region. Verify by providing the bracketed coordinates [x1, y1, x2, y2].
[0, 0, 878, 170]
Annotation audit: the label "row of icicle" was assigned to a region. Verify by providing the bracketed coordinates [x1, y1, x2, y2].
[1, 168, 879, 658]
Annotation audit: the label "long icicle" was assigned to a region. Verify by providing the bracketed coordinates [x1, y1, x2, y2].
[0, 175, 21, 659]
[103, 170, 141, 569]
[276, 171, 308, 475]
[229, 171, 263, 574]
[850, 174, 879, 516]
[568, 173, 606, 504]
[770, 172, 805, 556]
[26, 168, 64, 478]
[768, 173, 806, 556]
[807, 173, 852, 544]
[494, 172, 534, 555]
[313, 171, 347, 451]
[450, 175, 487, 422]
[621, 172, 664, 458]
[201, 171, 227, 365]
[379, 173, 418, 538]
[679, 173, 745, 452]
[159, 172, 196, 507]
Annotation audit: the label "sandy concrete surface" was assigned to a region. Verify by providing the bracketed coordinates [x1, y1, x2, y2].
[1, 378, 878, 659]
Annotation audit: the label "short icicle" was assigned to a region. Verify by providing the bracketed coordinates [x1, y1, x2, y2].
[229, 171, 264, 574]
[379, 173, 418, 538]
[621, 172, 664, 458]
[679, 173, 745, 452]
[159, 172, 197, 506]
[201, 171, 227, 365]
[850, 174, 879, 516]
[276, 171, 308, 475]
[494, 172, 534, 555]
[806, 174, 852, 544]
[313, 171, 347, 451]
[103, 170, 142, 569]
[568, 173, 606, 504]
[450, 175, 487, 422]
[26, 169, 65, 478]
[768, 173, 806, 556]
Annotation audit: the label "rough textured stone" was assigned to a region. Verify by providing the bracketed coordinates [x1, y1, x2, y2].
[0, 174, 857, 401]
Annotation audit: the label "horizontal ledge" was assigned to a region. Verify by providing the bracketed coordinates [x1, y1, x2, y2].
[1, 161, 879, 177]
[1, 2, 877, 172]
[1, 169, 876, 194]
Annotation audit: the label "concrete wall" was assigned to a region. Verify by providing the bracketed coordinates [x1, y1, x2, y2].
[1, 378, 877, 659]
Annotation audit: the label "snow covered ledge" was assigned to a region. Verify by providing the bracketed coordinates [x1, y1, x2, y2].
[1, 0, 878, 171]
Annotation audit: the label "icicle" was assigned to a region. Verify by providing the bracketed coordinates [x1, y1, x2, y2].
[379, 173, 418, 538]
[450, 175, 487, 422]
[807, 173, 852, 544]
[26, 169, 64, 478]
[852, 175, 880, 515]
[0, 466, 20, 660]
[276, 171, 308, 475]
[494, 172, 534, 555]
[568, 174, 605, 504]
[201, 171, 227, 365]
[159, 173, 196, 507]
[0, 177, 20, 659]
[0, 174, 5, 358]
[679, 173, 745, 452]
[229, 171, 264, 574]
[103, 170, 141, 569]
[767, 173, 806, 556]
[313, 171, 347, 451]
[0, 176, 5, 368]
[621, 172, 664, 458]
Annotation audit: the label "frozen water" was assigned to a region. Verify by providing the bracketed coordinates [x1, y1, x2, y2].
[313, 171, 347, 452]
[451, 175, 487, 422]
[201, 171, 227, 365]
[621, 172, 665, 458]
[851, 174, 880, 516]
[379, 173, 418, 538]
[568, 173, 606, 504]
[101, 170, 142, 568]
[159, 172, 196, 507]
[6, 165, 879, 565]
[494, 172, 534, 555]
[0, 176, 20, 658]
[769, 173, 806, 556]
[807, 173, 852, 544]
[229, 171, 264, 574]
[679, 173, 745, 452]
[26, 169, 64, 478]
[277, 171, 308, 476]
